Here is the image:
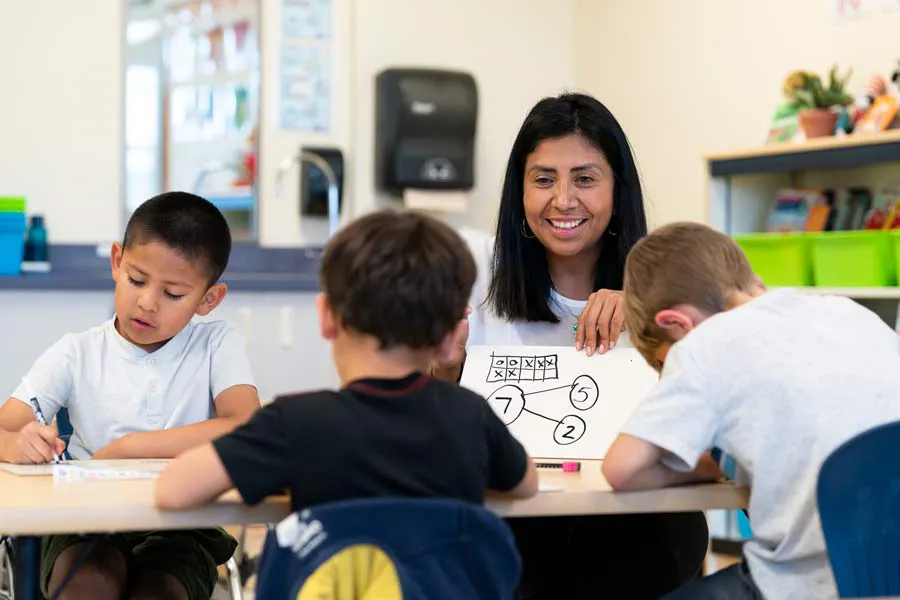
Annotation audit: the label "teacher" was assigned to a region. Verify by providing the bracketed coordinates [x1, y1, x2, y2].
[435, 92, 709, 599]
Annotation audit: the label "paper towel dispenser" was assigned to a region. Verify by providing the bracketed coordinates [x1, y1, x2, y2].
[375, 68, 478, 194]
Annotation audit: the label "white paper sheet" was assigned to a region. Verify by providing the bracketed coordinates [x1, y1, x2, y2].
[0, 459, 170, 479]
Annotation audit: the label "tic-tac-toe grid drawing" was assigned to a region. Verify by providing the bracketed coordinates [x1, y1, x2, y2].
[486, 353, 559, 383]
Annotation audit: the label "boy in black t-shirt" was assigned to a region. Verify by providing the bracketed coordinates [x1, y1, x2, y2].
[155, 209, 538, 511]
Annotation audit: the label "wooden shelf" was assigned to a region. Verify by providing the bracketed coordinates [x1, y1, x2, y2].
[789, 286, 900, 299]
[706, 129, 900, 177]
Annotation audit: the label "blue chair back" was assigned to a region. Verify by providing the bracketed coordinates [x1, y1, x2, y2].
[56, 408, 73, 460]
[817, 420, 900, 598]
[254, 497, 521, 600]
[56, 408, 72, 438]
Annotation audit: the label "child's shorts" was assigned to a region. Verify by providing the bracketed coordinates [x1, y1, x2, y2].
[40, 528, 238, 600]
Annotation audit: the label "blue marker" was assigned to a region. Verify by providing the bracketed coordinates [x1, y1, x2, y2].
[27, 397, 60, 464]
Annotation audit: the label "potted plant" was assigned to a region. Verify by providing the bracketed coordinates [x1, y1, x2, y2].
[782, 67, 854, 138]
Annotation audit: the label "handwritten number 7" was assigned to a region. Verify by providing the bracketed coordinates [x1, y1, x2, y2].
[497, 396, 512, 413]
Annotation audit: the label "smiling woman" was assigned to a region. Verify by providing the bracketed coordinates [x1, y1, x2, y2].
[434, 93, 710, 599]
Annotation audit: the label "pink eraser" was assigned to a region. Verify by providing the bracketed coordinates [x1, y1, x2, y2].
[562, 461, 581, 472]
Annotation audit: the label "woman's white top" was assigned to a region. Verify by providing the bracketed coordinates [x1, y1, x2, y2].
[459, 228, 631, 349]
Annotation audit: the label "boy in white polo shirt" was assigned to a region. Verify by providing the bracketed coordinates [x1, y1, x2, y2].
[0, 192, 260, 600]
[602, 222, 900, 600]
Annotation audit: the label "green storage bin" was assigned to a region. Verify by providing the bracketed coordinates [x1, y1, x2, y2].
[890, 231, 900, 282]
[0, 197, 26, 213]
[733, 233, 812, 287]
[809, 230, 896, 287]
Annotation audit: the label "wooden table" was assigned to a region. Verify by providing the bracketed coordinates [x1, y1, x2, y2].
[0, 470, 289, 537]
[491, 460, 749, 518]
[1, 460, 749, 599]
[0, 466, 290, 600]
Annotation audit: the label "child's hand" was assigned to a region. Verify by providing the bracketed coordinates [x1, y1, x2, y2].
[9, 422, 66, 464]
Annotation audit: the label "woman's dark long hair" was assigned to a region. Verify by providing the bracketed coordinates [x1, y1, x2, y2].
[486, 92, 648, 323]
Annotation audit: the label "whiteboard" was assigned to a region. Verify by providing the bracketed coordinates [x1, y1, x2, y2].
[460, 345, 659, 460]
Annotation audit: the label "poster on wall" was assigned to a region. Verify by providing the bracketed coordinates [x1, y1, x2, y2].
[282, 0, 332, 38]
[831, 0, 874, 20]
[280, 44, 331, 132]
[279, 0, 333, 132]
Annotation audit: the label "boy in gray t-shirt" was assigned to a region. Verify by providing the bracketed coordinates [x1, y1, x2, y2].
[0, 192, 260, 600]
[602, 222, 900, 600]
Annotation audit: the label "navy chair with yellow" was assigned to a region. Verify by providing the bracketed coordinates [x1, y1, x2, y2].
[817, 420, 900, 598]
[254, 497, 522, 600]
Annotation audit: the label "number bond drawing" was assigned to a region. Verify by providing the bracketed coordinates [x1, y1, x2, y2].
[486, 374, 597, 446]
[461, 345, 660, 460]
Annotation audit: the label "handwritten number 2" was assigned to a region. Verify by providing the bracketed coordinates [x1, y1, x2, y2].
[562, 425, 575, 439]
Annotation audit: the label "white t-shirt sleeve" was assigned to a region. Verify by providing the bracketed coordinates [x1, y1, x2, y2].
[619, 343, 718, 472]
[209, 324, 257, 400]
[10, 335, 76, 421]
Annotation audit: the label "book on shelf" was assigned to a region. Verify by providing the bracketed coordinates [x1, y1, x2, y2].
[766, 189, 832, 233]
[764, 187, 900, 233]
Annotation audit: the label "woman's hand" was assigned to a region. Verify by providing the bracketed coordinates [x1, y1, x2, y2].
[575, 289, 625, 356]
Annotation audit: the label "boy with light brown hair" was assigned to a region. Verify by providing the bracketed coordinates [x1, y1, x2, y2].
[603, 221, 900, 600]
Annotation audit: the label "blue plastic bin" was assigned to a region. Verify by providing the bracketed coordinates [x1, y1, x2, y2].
[0, 212, 27, 275]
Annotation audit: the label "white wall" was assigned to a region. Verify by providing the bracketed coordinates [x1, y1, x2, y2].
[0, 0, 124, 243]
[2, 0, 577, 246]
[574, 0, 900, 228]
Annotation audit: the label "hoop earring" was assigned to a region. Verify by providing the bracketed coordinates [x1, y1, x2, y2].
[607, 215, 618, 236]
[520, 218, 535, 239]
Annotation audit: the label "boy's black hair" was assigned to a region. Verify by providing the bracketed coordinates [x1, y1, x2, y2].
[123, 191, 232, 285]
[319, 209, 476, 350]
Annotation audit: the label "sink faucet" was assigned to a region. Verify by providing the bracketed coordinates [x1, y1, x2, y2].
[275, 150, 340, 238]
